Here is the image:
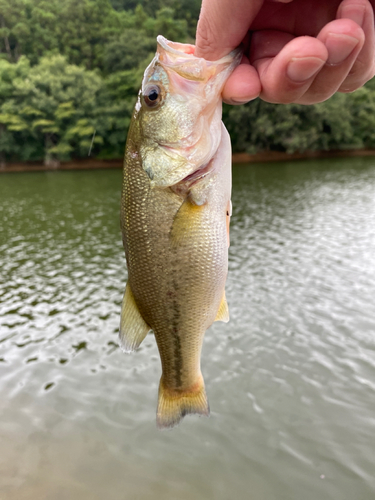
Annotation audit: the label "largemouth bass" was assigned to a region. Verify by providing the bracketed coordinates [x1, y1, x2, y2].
[120, 36, 241, 429]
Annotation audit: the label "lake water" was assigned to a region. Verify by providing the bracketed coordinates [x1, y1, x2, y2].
[1, 158, 374, 500]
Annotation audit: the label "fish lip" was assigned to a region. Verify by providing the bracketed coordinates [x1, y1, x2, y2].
[157, 35, 196, 59]
[157, 35, 241, 65]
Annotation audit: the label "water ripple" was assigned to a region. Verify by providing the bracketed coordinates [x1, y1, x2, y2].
[1, 162, 375, 499]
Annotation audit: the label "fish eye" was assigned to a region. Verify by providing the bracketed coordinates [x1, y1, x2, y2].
[143, 84, 162, 108]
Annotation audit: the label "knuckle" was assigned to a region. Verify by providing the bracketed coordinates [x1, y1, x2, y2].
[344, 59, 375, 89]
[348, 57, 367, 76]
[339, 76, 373, 92]
[303, 83, 335, 104]
[196, 17, 219, 57]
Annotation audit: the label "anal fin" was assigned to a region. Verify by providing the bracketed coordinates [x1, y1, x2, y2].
[215, 291, 229, 323]
[119, 283, 151, 353]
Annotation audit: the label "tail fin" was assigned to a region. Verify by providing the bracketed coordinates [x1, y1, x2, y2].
[156, 377, 210, 430]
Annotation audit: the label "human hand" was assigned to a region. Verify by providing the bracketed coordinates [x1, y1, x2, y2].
[195, 0, 375, 104]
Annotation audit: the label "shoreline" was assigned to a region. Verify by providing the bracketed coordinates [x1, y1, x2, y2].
[1, 149, 375, 174]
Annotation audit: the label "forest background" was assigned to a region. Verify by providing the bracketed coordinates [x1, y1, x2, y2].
[0, 0, 375, 166]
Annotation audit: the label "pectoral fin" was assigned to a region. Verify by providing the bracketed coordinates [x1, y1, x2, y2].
[215, 291, 229, 323]
[119, 283, 151, 353]
[170, 197, 205, 245]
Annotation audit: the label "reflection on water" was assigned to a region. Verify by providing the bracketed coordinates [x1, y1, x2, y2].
[1, 159, 375, 500]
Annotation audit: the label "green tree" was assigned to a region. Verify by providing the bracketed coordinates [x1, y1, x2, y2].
[0, 56, 105, 164]
[1, 0, 375, 165]
[98, 65, 144, 158]
[0, 0, 117, 69]
[109, 0, 200, 36]
[225, 92, 358, 155]
[350, 78, 375, 149]
[0, 56, 40, 161]
[143, 7, 188, 40]
[103, 28, 155, 73]
[0, 0, 28, 61]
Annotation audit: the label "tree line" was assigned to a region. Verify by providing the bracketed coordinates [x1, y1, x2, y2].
[0, 0, 374, 166]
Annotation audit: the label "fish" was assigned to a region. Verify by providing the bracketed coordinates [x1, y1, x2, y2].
[119, 35, 241, 429]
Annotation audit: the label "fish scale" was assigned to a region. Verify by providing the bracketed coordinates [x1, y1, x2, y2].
[120, 36, 241, 429]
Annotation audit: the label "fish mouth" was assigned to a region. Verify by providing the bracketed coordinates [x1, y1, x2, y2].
[156, 36, 242, 86]
[157, 36, 196, 58]
[157, 35, 241, 66]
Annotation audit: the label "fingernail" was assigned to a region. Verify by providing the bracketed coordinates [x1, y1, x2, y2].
[286, 57, 326, 82]
[326, 33, 359, 65]
[339, 4, 365, 27]
[225, 97, 254, 105]
[231, 99, 251, 105]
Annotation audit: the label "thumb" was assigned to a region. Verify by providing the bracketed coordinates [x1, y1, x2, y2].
[195, 0, 264, 60]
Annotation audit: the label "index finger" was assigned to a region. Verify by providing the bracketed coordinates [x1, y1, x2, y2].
[195, 0, 264, 60]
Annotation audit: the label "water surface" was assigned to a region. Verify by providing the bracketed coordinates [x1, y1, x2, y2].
[1, 159, 375, 500]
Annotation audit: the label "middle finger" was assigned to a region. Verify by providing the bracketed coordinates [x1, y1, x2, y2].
[297, 18, 365, 103]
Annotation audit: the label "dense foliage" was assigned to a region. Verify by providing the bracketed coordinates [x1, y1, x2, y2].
[0, 0, 374, 165]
